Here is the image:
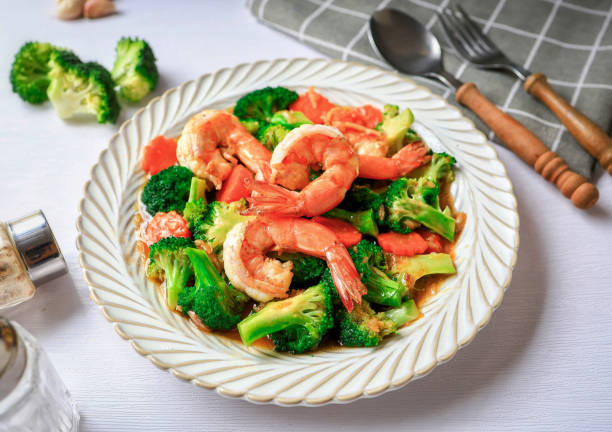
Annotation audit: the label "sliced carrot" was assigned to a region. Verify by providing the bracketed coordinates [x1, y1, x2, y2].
[144, 211, 191, 246]
[216, 164, 254, 203]
[312, 216, 362, 247]
[377, 231, 428, 256]
[289, 87, 336, 124]
[141, 135, 178, 175]
[418, 230, 444, 253]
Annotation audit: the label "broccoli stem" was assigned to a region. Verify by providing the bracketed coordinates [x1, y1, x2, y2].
[324, 208, 379, 236]
[161, 255, 194, 309]
[185, 248, 224, 288]
[384, 299, 420, 327]
[362, 267, 404, 307]
[238, 302, 310, 346]
[397, 199, 455, 241]
[189, 177, 208, 203]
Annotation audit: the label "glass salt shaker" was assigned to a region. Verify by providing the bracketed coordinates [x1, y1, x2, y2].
[0, 317, 79, 431]
[0, 210, 67, 310]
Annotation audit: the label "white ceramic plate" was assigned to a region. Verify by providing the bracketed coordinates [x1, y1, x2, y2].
[76, 58, 519, 406]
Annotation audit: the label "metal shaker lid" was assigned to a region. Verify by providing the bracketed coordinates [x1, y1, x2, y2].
[7, 210, 67, 287]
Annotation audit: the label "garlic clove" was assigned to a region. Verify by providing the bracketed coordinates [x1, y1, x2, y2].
[56, 0, 85, 20]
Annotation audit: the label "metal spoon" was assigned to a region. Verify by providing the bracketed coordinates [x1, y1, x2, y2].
[369, 8, 598, 209]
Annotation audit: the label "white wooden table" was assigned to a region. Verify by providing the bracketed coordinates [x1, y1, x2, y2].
[2, 2, 611, 431]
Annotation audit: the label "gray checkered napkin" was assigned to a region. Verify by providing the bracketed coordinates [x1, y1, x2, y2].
[248, 0, 612, 178]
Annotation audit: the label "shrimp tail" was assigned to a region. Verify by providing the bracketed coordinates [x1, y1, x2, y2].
[326, 245, 366, 313]
[392, 141, 431, 177]
[245, 181, 304, 216]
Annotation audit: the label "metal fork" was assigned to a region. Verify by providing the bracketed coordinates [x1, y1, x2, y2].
[438, 3, 612, 175]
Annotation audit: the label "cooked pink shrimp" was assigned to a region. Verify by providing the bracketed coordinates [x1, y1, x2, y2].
[246, 124, 359, 217]
[223, 216, 365, 311]
[325, 106, 387, 157]
[176, 110, 272, 189]
[357, 141, 431, 180]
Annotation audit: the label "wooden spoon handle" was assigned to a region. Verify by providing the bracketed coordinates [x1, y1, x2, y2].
[524, 73, 612, 175]
[456, 82, 598, 209]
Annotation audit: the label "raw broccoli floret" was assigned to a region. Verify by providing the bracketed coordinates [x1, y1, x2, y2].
[182, 177, 208, 228]
[10, 41, 56, 104]
[422, 152, 457, 184]
[141, 165, 193, 216]
[47, 50, 120, 123]
[375, 104, 415, 155]
[323, 208, 379, 237]
[237, 283, 333, 354]
[256, 123, 291, 150]
[233, 86, 298, 123]
[349, 240, 405, 307]
[111, 37, 158, 103]
[270, 252, 326, 285]
[384, 177, 455, 241]
[147, 237, 195, 309]
[177, 248, 248, 330]
[191, 199, 252, 255]
[335, 298, 419, 347]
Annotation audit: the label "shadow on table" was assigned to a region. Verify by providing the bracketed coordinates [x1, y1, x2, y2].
[231, 188, 547, 422]
[3, 271, 84, 336]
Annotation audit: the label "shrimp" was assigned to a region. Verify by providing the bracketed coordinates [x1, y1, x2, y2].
[223, 216, 365, 311]
[246, 124, 359, 217]
[325, 106, 387, 157]
[176, 110, 272, 189]
[357, 141, 431, 180]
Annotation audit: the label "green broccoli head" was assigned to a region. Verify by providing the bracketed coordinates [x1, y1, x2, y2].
[323, 208, 379, 237]
[349, 240, 404, 307]
[10, 41, 56, 104]
[111, 37, 159, 103]
[147, 237, 195, 309]
[47, 50, 120, 123]
[177, 248, 248, 330]
[335, 298, 419, 347]
[270, 252, 326, 286]
[141, 166, 194, 215]
[237, 283, 334, 354]
[183, 177, 208, 228]
[233, 86, 298, 123]
[192, 199, 252, 255]
[384, 177, 455, 241]
[240, 119, 261, 135]
[268, 110, 312, 127]
[423, 152, 457, 184]
[256, 123, 291, 151]
[374, 104, 415, 155]
[339, 184, 386, 226]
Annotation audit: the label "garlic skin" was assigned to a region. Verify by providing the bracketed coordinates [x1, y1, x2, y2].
[56, 0, 85, 20]
[83, 0, 116, 19]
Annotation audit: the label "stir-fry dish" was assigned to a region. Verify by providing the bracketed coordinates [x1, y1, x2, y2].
[138, 86, 463, 354]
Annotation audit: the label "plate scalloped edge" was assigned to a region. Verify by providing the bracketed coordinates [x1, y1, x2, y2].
[76, 58, 519, 406]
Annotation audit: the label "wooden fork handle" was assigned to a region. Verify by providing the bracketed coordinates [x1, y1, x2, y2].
[525, 73, 612, 176]
[456, 82, 599, 209]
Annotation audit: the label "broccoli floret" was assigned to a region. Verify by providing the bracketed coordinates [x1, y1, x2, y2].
[141, 166, 193, 216]
[341, 184, 384, 212]
[192, 199, 252, 255]
[375, 104, 415, 155]
[323, 208, 379, 237]
[405, 128, 421, 144]
[422, 152, 457, 184]
[47, 50, 120, 123]
[384, 177, 455, 241]
[177, 248, 248, 330]
[10, 41, 56, 104]
[388, 253, 456, 292]
[349, 240, 404, 307]
[183, 177, 208, 228]
[147, 237, 195, 309]
[256, 123, 291, 150]
[240, 119, 261, 135]
[237, 283, 333, 354]
[335, 298, 419, 347]
[268, 110, 312, 128]
[111, 37, 158, 103]
[270, 252, 326, 286]
[233, 86, 298, 123]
